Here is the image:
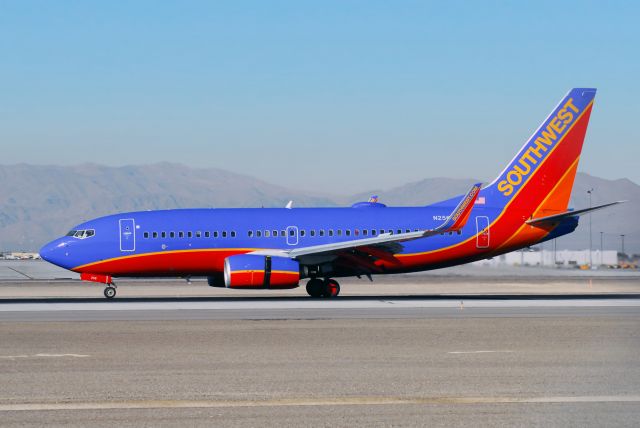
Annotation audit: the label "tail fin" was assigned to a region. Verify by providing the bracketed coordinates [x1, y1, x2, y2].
[483, 88, 596, 217]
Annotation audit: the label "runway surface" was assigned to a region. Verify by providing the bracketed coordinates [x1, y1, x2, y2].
[1, 293, 639, 427]
[0, 295, 639, 321]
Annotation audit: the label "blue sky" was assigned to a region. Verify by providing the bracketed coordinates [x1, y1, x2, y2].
[1, 1, 638, 193]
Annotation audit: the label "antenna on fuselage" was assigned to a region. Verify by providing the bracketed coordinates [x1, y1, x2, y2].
[285, 200, 293, 209]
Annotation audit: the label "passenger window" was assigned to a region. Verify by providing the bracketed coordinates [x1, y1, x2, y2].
[161, 232, 166, 238]
[371, 230, 376, 236]
[380, 229, 385, 235]
[152, 232, 158, 238]
[337, 230, 342, 236]
[179, 231, 184, 238]
[346, 230, 351, 236]
[405, 229, 410, 233]
[86, 230, 95, 237]
[257, 231, 262, 237]
[289, 229, 295, 236]
[222, 231, 227, 238]
[144, 232, 149, 238]
[388, 229, 393, 234]
[214, 231, 219, 238]
[231, 231, 236, 238]
[170, 231, 175, 238]
[329, 230, 334, 237]
[354, 229, 359, 236]
[397, 229, 402, 235]
[188, 232, 193, 238]
[310, 230, 315, 237]
[300, 230, 306, 237]
[205, 231, 210, 238]
[319, 230, 325, 237]
[196, 231, 201, 238]
[248, 230, 253, 237]
[363, 230, 368, 236]
[264, 230, 270, 237]
[272, 230, 278, 237]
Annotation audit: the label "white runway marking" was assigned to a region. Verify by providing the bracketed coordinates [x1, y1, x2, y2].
[0, 298, 639, 312]
[1, 395, 639, 411]
[0, 354, 89, 360]
[448, 350, 514, 354]
[34, 353, 90, 358]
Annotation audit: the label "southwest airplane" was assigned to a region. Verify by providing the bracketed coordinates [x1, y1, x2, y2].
[40, 88, 622, 299]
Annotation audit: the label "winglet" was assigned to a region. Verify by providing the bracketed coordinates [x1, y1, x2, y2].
[437, 183, 482, 232]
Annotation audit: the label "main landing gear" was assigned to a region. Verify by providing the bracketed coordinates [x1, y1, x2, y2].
[306, 278, 340, 298]
[103, 284, 117, 299]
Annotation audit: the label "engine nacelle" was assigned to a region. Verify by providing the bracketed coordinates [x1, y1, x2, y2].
[224, 254, 300, 289]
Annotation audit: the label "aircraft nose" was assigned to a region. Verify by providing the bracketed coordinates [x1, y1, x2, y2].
[39, 238, 71, 268]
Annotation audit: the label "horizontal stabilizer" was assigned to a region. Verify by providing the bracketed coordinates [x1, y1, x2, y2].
[525, 201, 626, 226]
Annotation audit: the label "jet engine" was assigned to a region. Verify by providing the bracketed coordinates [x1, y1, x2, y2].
[224, 254, 300, 289]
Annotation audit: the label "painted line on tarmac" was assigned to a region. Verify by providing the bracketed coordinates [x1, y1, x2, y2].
[1, 395, 639, 411]
[1, 299, 639, 312]
[0, 353, 90, 360]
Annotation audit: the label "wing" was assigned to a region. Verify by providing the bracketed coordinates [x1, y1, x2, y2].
[249, 182, 482, 264]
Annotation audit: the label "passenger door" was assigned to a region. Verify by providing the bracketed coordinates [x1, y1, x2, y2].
[475, 216, 490, 249]
[119, 218, 136, 252]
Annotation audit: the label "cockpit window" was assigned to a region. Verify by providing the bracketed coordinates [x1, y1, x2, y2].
[70, 229, 96, 239]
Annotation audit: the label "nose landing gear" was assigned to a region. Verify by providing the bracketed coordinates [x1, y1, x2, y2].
[103, 284, 117, 299]
[306, 278, 340, 298]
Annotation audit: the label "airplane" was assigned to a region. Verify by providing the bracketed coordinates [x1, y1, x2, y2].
[40, 88, 624, 299]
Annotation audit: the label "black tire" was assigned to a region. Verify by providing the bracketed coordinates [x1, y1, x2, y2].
[104, 287, 116, 299]
[306, 279, 324, 297]
[322, 279, 340, 298]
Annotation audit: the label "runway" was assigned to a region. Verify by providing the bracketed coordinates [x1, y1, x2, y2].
[0, 295, 638, 426]
[1, 273, 639, 426]
[0, 295, 639, 321]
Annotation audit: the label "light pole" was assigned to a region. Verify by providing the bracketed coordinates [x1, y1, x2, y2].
[600, 231, 603, 266]
[587, 188, 594, 268]
[621, 234, 626, 257]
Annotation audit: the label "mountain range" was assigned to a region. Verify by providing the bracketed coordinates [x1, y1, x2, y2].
[1, 163, 637, 254]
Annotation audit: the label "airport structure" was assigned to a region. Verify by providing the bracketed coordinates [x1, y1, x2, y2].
[475, 249, 619, 267]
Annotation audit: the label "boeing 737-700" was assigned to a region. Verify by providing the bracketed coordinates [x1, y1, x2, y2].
[40, 88, 623, 299]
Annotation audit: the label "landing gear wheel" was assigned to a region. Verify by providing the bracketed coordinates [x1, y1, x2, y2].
[306, 278, 324, 298]
[322, 279, 340, 298]
[104, 286, 116, 299]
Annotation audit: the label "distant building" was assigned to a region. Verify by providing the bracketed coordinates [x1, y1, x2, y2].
[6, 252, 41, 260]
[474, 249, 619, 267]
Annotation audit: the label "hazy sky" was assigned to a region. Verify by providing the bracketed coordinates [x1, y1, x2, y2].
[1, 1, 638, 193]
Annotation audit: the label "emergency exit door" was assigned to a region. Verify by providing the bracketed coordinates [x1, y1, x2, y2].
[476, 216, 490, 249]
